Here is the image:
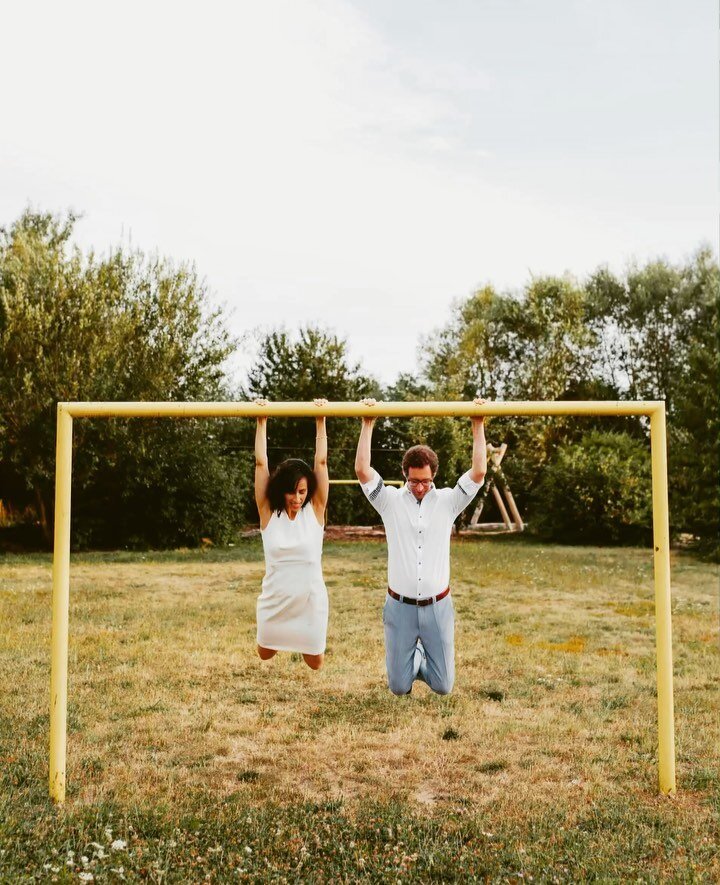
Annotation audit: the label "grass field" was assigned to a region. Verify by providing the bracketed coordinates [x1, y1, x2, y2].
[1, 538, 718, 882]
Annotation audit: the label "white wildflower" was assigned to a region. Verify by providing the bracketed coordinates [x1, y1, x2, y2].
[111, 839, 127, 851]
[81, 855, 89, 865]
[244, 846, 252, 854]
[104, 827, 113, 840]
[78, 873, 94, 882]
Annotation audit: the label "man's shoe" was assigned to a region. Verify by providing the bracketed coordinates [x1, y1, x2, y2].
[414, 639, 429, 685]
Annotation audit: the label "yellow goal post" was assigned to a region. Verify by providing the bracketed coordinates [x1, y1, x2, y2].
[49, 399, 675, 803]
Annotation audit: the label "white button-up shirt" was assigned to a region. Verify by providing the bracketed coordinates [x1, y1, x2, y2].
[360, 469, 483, 600]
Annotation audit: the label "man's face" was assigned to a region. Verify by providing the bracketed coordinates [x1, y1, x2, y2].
[406, 465, 434, 501]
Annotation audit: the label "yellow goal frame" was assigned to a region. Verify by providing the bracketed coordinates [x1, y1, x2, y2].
[49, 399, 675, 803]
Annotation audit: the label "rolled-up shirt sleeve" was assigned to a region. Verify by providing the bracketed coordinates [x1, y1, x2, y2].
[450, 470, 484, 517]
[360, 469, 389, 515]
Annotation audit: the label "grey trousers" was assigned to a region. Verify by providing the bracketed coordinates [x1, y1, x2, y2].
[382, 592, 455, 695]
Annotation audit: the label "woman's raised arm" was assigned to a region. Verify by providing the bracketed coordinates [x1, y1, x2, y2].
[313, 398, 329, 518]
[254, 399, 272, 528]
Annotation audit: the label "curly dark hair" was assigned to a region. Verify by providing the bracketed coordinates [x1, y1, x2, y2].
[402, 445, 439, 476]
[267, 459, 317, 514]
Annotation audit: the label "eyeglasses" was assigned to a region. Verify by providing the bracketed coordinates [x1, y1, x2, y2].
[407, 479, 433, 488]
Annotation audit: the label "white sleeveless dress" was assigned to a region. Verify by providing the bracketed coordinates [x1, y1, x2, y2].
[257, 505, 328, 655]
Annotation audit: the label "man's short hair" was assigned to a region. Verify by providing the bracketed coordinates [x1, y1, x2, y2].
[402, 445, 439, 476]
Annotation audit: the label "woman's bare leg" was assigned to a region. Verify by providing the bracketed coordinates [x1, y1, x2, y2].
[302, 653, 324, 670]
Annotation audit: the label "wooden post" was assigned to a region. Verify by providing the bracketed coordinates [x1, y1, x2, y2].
[491, 486, 513, 530]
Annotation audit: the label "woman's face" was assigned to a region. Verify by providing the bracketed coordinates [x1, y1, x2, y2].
[284, 477, 308, 514]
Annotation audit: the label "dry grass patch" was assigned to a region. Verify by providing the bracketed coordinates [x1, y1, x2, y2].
[1, 540, 718, 879]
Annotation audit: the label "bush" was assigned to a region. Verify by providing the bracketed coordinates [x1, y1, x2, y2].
[529, 431, 652, 545]
[0, 209, 240, 550]
[72, 420, 252, 550]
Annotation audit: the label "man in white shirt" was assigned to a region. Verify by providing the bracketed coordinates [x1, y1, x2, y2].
[355, 399, 487, 695]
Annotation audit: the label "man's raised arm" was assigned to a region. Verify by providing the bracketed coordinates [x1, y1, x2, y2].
[355, 414, 376, 485]
[469, 398, 488, 484]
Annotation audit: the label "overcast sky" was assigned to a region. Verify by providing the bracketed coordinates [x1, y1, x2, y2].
[2, 0, 716, 386]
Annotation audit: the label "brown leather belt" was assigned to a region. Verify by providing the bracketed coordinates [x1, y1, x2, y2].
[387, 587, 450, 607]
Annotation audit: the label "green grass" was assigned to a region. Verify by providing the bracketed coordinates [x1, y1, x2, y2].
[1, 539, 718, 881]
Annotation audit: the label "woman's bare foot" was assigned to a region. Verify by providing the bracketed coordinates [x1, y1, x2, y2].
[302, 653, 324, 670]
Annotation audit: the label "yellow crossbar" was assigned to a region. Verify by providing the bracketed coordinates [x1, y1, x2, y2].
[49, 400, 675, 802]
[329, 479, 404, 486]
[61, 400, 663, 418]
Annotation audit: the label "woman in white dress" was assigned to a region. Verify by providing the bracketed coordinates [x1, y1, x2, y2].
[254, 398, 329, 670]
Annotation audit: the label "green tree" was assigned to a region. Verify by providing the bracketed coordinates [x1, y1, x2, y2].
[240, 327, 379, 524]
[425, 277, 595, 401]
[586, 249, 719, 551]
[662, 254, 718, 555]
[671, 313, 720, 554]
[0, 208, 244, 548]
[422, 276, 601, 513]
[530, 431, 652, 545]
[419, 258, 719, 549]
[424, 285, 509, 400]
[585, 250, 715, 406]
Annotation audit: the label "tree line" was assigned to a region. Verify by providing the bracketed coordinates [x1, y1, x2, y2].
[1, 209, 717, 556]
